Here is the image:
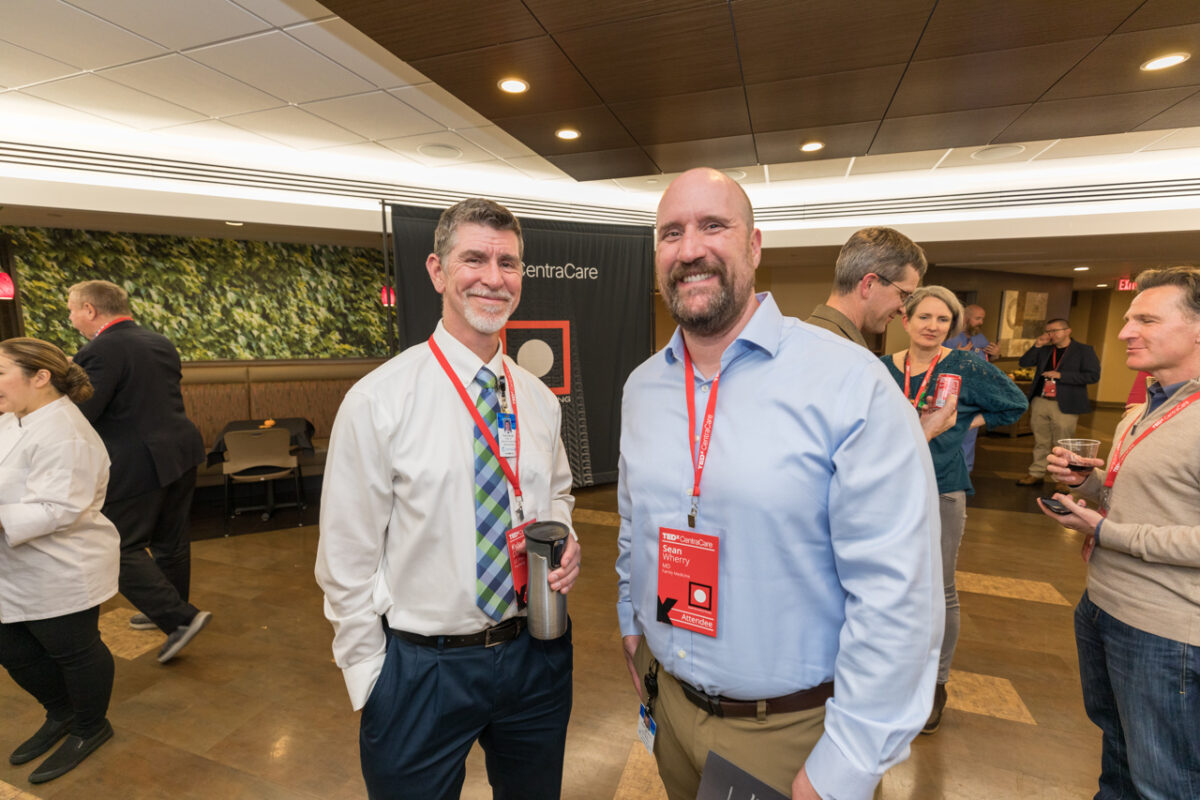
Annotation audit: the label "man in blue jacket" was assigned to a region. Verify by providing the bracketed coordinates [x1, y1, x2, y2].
[1015, 319, 1101, 485]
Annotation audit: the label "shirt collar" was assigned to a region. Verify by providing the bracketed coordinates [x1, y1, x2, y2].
[663, 292, 781, 368]
[809, 303, 868, 348]
[431, 319, 505, 386]
[16, 395, 69, 429]
[1146, 378, 1191, 412]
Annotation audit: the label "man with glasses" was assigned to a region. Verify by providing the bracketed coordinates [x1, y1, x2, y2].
[1015, 318, 1101, 486]
[807, 227, 925, 347]
[807, 227, 956, 440]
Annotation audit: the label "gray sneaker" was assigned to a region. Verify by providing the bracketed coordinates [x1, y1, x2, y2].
[129, 613, 157, 630]
[157, 611, 212, 664]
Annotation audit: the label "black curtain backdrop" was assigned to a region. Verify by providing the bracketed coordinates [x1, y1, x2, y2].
[390, 204, 653, 486]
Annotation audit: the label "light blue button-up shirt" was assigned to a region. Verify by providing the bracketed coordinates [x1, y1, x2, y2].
[616, 293, 943, 799]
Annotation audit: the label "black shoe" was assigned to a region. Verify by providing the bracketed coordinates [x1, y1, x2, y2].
[9, 716, 73, 765]
[157, 610, 212, 664]
[28, 720, 113, 784]
[921, 682, 948, 735]
[128, 612, 157, 630]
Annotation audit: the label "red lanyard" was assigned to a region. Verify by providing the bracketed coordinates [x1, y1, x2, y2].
[1050, 347, 1062, 371]
[1104, 389, 1200, 488]
[903, 350, 941, 409]
[427, 335, 523, 518]
[95, 316, 133, 337]
[682, 345, 720, 528]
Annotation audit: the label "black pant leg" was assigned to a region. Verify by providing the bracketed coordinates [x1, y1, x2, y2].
[105, 483, 198, 633]
[22, 607, 114, 738]
[149, 467, 197, 603]
[0, 618, 73, 721]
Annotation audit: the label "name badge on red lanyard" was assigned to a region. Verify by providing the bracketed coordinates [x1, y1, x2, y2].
[657, 526, 719, 637]
[1104, 389, 1200, 491]
[427, 335, 526, 522]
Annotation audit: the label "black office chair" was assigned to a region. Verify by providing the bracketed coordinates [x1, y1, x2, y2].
[222, 428, 304, 532]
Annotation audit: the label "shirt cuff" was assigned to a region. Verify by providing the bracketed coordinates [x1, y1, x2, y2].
[617, 600, 640, 638]
[342, 651, 388, 712]
[805, 734, 881, 800]
[1093, 519, 1104, 547]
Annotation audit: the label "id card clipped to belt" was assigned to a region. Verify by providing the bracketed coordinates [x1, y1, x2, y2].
[657, 526, 719, 637]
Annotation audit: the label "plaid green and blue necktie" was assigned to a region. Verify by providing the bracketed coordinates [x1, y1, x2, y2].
[472, 367, 514, 620]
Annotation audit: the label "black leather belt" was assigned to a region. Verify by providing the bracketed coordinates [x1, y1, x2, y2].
[393, 616, 526, 649]
[678, 677, 834, 718]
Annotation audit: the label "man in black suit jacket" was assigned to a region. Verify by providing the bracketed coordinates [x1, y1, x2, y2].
[68, 280, 212, 663]
[1015, 318, 1101, 485]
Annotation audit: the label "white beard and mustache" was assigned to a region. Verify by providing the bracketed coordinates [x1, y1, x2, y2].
[463, 289, 516, 334]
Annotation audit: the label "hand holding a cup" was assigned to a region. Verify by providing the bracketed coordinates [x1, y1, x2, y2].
[1047, 438, 1103, 485]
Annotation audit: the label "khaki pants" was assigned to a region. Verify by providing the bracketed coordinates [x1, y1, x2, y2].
[635, 639, 826, 800]
[1028, 396, 1079, 478]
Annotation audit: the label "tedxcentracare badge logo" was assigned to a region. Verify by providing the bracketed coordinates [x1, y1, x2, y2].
[522, 262, 599, 280]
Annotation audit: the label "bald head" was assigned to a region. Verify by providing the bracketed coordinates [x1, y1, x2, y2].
[657, 168, 754, 236]
[963, 304, 985, 334]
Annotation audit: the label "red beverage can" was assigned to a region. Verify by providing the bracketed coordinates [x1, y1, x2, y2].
[933, 373, 961, 408]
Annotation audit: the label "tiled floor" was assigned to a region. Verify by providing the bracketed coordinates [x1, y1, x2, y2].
[0, 412, 1121, 799]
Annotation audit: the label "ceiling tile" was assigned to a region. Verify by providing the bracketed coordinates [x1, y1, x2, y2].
[554, 5, 742, 103]
[734, 0, 934, 83]
[455, 126, 537, 159]
[996, 87, 1198, 141]
[162, 118, 282, 148]
[768, 158, 854, 181]
[444, 158, 529, 181]
[610, 87, 751, 144]
[522, 0, 721, 33]
[1033, 130, 1181, 159]
[849, 148, 948, 175]
[492, 105, 638, 155]
[937, 140, 1056, 168]
[317, 0, 544, 62]
[754, 122, 879, 162]
[1042, 23, 1200, 99]
[643, 135, 758, 172]
[747, 65, 905, 132]
[506, 155, 571, 181]
[0, 90, 121, 128]
[871, 105, 1029, 154]
[101, 54, 283, 117]
[287, 19, 427, 89]
[302, 91, 443, 140]
[1134, 87, 1200, 128]
[2, 0, 165, 69]
[0, 41, 78, 89]
[231, 0, 332, 26]
[545, 147, 660, 180]
[410, 37, 602, 119]
[21, 73, 205, 130]
[1141, 125, 1200, 149]
[188, 31, 374, 104]
[612, 173, 679, 192]
[66, 0, 269, 50]
[891, 39, 1100, 117]
[313, 140, 418, 164]
[223, 105, 366, 149]
[377, 130, 495, 166]
[1116, 0, 1200, 32]
[388, 84, 492, 130]
[915, 0, 1141, 60]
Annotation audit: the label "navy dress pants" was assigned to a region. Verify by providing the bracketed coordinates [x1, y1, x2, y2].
[360, 622, 572, 800]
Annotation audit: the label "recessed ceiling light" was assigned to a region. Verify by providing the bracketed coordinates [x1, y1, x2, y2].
[555, 128, 580, 140]
[800, 141, 824, 153]
[1141, 52, 1190, 71]
[971, 144, 1026, 162]
[645, 178, 659, 185]
[224, 221, 244, 226]
[498, 78, 528, 93]
[1074, 266, 1090, 271]
[723, 169, 747, 180]
[1096, 284, 1109, 288]
[417, 143, 463, 159]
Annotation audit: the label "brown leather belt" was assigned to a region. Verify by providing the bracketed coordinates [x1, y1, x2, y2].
[393, 616, 526, 649]
[678, 677, 834, 718]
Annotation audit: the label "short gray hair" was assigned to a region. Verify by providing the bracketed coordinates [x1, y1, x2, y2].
[1135, 266, 1200, 318]
[903, 285, 963, 338]
[68, 280, 131, 316]
[833, 227, 928, 294]
[433, 198, 523, 261]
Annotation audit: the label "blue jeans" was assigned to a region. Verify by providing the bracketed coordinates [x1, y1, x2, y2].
[1075, 592, 1199, 799]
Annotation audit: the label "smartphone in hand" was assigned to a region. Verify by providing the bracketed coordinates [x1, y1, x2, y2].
[1040, 497, 1072, 515]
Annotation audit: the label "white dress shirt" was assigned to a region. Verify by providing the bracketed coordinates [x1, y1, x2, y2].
[316, 321, 575, 709]
[0, 396, 120, 623]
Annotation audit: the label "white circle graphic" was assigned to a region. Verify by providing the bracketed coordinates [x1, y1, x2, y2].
[692, 588, 707, 604]
[517, 339, 555, 378]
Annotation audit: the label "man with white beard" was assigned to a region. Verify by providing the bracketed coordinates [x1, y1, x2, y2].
[316, 198, 581, 799]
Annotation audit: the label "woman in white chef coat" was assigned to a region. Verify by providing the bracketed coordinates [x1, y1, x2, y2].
[0, 337, 118, 784]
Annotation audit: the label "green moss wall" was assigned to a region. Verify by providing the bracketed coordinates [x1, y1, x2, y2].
[3, 226, 389, 360]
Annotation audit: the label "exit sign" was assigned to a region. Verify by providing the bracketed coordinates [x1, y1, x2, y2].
[1117, 278, 1138, 292]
